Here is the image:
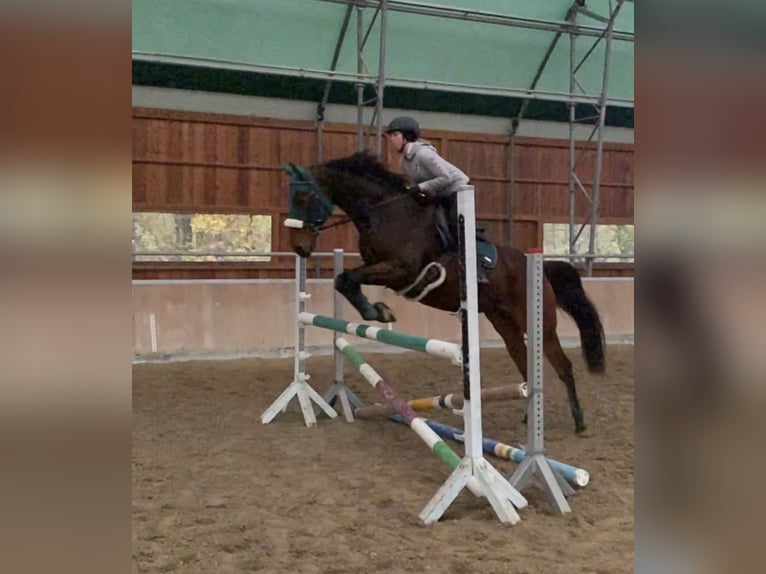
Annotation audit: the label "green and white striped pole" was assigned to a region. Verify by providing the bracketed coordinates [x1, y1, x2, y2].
[299, 312, 462, 365]
[334, 337, 482, 498]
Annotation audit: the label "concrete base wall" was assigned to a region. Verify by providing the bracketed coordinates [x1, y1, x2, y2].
[133, 279, 633, 362]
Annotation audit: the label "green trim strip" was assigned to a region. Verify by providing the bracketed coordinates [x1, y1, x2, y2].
[132, 61, 634, 128]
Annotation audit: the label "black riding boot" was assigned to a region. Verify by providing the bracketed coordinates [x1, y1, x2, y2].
[475, 258, 489, 283]
[444, 195, 489, 284]
[435, 207, 457, 253]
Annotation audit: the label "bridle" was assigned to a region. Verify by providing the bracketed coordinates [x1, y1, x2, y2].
[282, 163, 412, 235]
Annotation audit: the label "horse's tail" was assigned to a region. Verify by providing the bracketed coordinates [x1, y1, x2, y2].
[543, 260, 606, 374]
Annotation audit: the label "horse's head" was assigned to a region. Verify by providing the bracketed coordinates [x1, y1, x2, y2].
[282, 163, 334, 257]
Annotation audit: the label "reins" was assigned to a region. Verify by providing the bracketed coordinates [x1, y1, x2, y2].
[317, 190, 412, 232]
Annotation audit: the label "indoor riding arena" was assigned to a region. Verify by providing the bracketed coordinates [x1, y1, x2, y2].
[133, 1, 634, 572]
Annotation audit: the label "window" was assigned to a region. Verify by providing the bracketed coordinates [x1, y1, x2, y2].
[543, 223, 634, 263]
[132, 212, 273, 262]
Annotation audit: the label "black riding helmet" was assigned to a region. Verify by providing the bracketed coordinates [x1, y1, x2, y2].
[385, 116, 420, 142]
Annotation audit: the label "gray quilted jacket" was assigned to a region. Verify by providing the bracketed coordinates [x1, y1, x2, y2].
[400, 141, 469, 197]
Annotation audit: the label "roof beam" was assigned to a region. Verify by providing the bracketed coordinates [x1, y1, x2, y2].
[314, 0, 634, 42]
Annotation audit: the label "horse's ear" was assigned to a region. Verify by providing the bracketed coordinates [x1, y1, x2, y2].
[296, 166, 313, 182]
[281, 163, 302, 180]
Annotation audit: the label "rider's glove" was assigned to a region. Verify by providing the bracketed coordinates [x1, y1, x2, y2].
[408, 185, 434, 206]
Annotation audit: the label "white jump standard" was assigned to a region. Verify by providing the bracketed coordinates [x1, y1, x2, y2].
[416, 186, 528, 525]
[260, 256, 338, 427]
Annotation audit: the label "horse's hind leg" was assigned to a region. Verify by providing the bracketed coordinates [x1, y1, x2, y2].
[487, 310, 585, 433]
[485, 311, 527, 381]
[543, 327, 586, 435]
[485, 311, 531, 426]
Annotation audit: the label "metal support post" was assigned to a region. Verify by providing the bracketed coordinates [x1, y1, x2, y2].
[568, 19, 578, 258]
[316, 4, 353, 162]
[374, 0, 388, 156]
[355, 5, 365, 151]
[567, 0, 626, 275]
[586, 0, 622, 276]
[507, 121, 516, 247]
[508, 250, 574, 512]
[321, 249, 364, 421]
[352, 1, 386, 154]
[511, 1, 579, 253]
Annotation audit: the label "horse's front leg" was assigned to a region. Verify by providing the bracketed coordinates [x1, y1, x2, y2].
[335, 261, 413, 323]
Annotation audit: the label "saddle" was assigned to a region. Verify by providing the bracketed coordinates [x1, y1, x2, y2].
[396, 207, 497, 302]
[433, 205, 497, 268]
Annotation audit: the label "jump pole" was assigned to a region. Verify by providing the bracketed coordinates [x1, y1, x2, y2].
[298, 313, 462, 365]
[417, 185, 527, 525]
[384, 415, 590, 488]
[335, 337, 485, 500]
[260, 256, 338, 427]
[507, 250, 576, 512]
[354, 383, 528, 419]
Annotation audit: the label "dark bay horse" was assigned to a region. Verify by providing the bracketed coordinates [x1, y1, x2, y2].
[283, 151, 605, 434]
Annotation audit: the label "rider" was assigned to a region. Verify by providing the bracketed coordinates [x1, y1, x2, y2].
[384, 116, 488, 283]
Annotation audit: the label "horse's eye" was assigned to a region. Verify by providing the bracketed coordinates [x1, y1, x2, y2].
[294, 192, 311, 207]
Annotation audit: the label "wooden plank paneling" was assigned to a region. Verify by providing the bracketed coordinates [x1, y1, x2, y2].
[279, 128, 317, 167]
[132, 107, 633, 278]
[132, 163, 147, 205]
[599, 185, 634, 220]
[510, 220, 539, 251]
[512, 182, 540, 216]
[321, 131, 359, 162]
[443, 139, 507, 180]
[539, 183, 591, 220]
[474, 181, 510, 219]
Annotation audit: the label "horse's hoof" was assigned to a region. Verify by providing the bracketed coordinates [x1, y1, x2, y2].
[575, 424, 590, 436]
[374, 302, 397, 323]
[360, 308, 378, 321]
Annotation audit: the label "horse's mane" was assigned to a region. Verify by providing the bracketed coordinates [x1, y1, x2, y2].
[322, 151, 408, 193]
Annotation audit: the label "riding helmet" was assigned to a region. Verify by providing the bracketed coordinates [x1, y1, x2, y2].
[384, 116, 420, 138]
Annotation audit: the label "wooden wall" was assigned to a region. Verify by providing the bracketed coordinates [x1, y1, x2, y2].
[132, 107, 633, 279]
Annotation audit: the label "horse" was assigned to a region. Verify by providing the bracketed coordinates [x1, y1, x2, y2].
[282, 151, 606, 434]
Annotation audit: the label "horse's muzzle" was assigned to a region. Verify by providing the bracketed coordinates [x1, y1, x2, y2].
[289, 227, 318, 258]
